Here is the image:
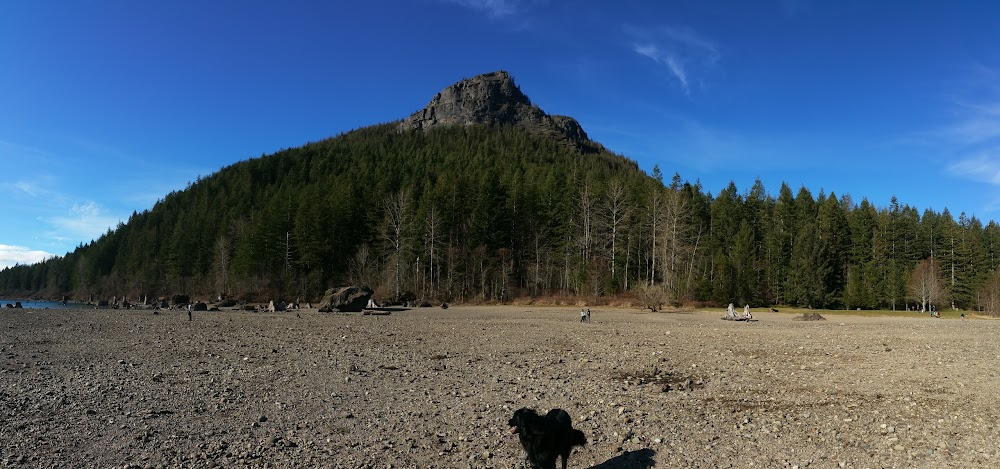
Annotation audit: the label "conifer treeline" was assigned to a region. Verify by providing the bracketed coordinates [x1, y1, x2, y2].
[3, 123, 1000, 310]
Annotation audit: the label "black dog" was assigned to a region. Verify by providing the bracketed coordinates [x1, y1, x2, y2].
[508, 407, 586, 469]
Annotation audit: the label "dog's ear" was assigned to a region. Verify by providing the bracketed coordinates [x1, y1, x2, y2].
[509, 408, 528, 427]
[519, 411, 546, 436]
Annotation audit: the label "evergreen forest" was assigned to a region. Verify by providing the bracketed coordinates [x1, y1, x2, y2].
[4, 122, 1000, 312]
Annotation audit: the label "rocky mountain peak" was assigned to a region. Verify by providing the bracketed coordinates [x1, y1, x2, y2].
[399, 71, 592, 148]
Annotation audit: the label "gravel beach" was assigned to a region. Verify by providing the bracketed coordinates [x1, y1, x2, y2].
[1, 306, 996, 468]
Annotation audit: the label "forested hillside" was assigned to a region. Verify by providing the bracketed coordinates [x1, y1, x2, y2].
[6, 67, 1000, 312]
[4, 117, 1000, 310]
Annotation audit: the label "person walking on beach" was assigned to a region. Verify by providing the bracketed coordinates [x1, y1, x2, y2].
[580, 308, 587, 323]
[187, 303, 192, 321]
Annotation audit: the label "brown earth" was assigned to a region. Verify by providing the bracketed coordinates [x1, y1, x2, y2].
[1, 306, 997, 468]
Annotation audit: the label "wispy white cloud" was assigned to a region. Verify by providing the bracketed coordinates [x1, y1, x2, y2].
[0, 139, 50, 157]
[48, 201, 121, 243]
[0, 244, 53, 269]
[937, 101, 1000, 145]
[948, 151, 1000, 185]
[931, 69, 1000, 195]
[626, 25, 720, 95]
[443, 0, 517, 17]
[778, 0, 811, 18]
[13, 182, 41, 197]
[664, 56, 688, 90]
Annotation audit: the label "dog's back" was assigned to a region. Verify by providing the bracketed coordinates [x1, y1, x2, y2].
[546, 408, 587, 446]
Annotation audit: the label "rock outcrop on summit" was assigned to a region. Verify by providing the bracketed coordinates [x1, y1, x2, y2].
[399, 70, 594, 149]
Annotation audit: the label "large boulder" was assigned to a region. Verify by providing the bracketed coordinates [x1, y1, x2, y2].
[793, 312, 826, 321]
[318, 286, 373, 313]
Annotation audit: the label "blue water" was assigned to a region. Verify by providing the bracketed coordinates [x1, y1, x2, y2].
[0, 299, 90, 310]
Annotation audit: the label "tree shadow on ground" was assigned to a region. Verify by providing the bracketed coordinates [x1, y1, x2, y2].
[588, 448, 656, 468]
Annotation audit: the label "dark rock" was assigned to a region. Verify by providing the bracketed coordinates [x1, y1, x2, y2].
[192, 302, 208, 311]
[793, 312, 826, 321]
[318, 286, 373, 313]
[398, 71, 597, 151]
[14, 302, 22, 308]
[268, 301, 286, 312]
[171, 294, 190, 306]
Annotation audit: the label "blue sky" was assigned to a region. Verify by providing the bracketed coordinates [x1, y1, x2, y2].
[3, 1, 1000, 268]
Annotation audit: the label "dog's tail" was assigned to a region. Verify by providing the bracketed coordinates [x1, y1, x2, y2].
[572, 429, 587, 447]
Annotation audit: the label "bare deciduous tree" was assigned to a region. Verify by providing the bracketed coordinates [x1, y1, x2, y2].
[381, 191, 411, 300]
[424, 207, 442, 298]
[658, 187, 691, 300]
[645, 186, 664, 286]
[601, 178, 631, 285]
[578, 182, 595, 262]
[214, 234, 232, 297]
[907, 257, 947, 312]
[978, 266, 1000, 317]
[349, 243, 375, 287]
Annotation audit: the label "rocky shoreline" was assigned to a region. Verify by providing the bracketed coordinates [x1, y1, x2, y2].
[1, 306, 996, 467]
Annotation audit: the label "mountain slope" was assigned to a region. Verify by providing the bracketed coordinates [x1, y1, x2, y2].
[4, 71, 999, 312]
[0, 71, 652, 302]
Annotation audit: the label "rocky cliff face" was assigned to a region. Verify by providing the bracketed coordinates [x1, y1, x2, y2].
[399, 71, 592, 148]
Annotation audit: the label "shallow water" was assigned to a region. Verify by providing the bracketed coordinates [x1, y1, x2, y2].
[0, 299, 90, 309]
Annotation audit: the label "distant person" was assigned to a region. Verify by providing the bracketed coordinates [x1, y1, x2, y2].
[580, 308, 587, 323]
[587, 308, 591, 323]
[187, 303, 192, 321]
